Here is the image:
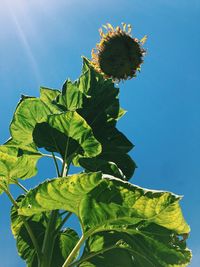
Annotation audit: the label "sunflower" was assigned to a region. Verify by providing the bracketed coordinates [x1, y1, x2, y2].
[91, 23, 147, 82]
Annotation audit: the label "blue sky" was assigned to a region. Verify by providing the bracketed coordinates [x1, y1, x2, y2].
[0, 0, 200, 266]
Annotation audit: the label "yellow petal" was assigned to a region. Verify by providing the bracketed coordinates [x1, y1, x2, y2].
[106, 23, 114, 31]
[102, 24, 108, 30]
[127, 24, 132, 34]
[122, 22, 127, 32]
[140, 35, 147, 44]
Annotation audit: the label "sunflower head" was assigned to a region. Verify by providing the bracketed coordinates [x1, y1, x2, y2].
[91, 23, 147, 82]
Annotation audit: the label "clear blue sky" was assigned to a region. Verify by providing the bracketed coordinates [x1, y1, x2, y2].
[0, 0, 199, 266]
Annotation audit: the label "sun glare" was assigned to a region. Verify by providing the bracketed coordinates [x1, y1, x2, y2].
[1, 0, 41, 81]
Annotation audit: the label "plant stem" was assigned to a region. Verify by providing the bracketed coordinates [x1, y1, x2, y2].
[42, 153, 63, 164]
[68, 244, 118, 267]
[51, 152, 61, 177]
[4, 188, 18, 209]
[4, 189, 42, 263]
[61, 137, 70, 177]
[62, 234, 86, 267]
[60, 210, 68, 216]
[40, 210, 58, 267]
[39, 150, 66, 266]
[56, 212, 72, 233]
[15, 181, 29, 192]
[61, 162, 67, 177]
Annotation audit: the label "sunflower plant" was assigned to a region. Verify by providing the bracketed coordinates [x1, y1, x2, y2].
[0, 24, 191, 267]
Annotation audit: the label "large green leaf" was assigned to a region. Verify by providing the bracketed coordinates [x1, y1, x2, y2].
[77, 58, 123, 125]
[78, 225, 191, 267]
[4, 138, 38, 153]
[33, 122, 79, 159]
[0, 145, 41, 194]
[51, 228, 79, 267]
[18, 172, 190, 266]
[77, 57, 93, 95]
[78, 158, 125, 179]
[77, 60, 135, 179]
[78, 153, 136, 180]
[18, 173, 190, 234]
[11, 197, 79, 267]
[16, 225, 79, 267]
[47, 112, 102, 158]
[54, 58, 135, 179]
[40, 87, 61, 113]
[56, 79, 86, 111]
[33, 85, 84, 158]
[11, 88, 101, 160]
[8, 60, 134, 179]
[10, 97, 53, 149]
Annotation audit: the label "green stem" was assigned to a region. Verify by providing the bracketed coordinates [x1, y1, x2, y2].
[40, 210, 58, 267]
[4, 188, 18, 208]
[62, 234, 86, 267]
[39, 149, 67, 266]
[61, 162, 67, 177]
[4, 189, 42, 263]
[68, 244, 118, 267]
[65, 158, 72, 176]
[60, 210, 68, 216]
[61, 153, 74, 177]
[56, 212, 72, 233]
[61, 137, 70, 177]
[51, 152, 61, 177]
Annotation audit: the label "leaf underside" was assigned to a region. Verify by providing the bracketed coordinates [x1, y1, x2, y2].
[18, 172, 191, 267]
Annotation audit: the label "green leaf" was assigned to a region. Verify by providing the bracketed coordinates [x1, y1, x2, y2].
[78, 153, 136, 180]
[79, 158, 125, 179]
[79, 226, 191, 267]
[11, 196, 44, 266]
[18, 172, 191, 266]
[17, 225, 79, 267]
[49, 58, 135, 178]
[74, 59, 135, 179]
[77, 128, 136, 179]
[0, 146, 41, 194]
[47, 112, 102, 158]
[51, 228, 79, 267]
[57, 79, 86, 111]
[56, 58, 95, 111]
[77, 57, 93, 95]
[16, 218, 44, 267]
[40, 87, 61, 113]
[10, 97, 53, 149]
[0, 161, 8, 193]
[18, 172, 190, 235]
[100, 152, 136, 180]
[11, 197, 79, 267]
[17, 222, 79, 267]
[33, 122, 79, 159]
[4, 138, 38, 153]
[34, 86, 92, 158]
